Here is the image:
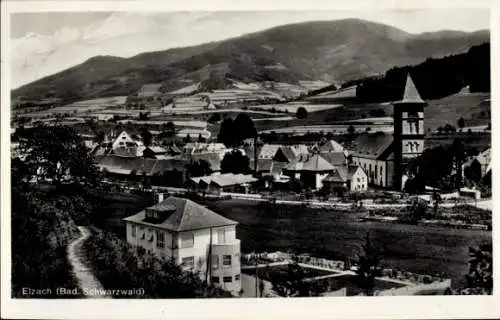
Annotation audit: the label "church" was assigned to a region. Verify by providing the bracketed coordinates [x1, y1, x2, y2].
[351, 75, 425, 190]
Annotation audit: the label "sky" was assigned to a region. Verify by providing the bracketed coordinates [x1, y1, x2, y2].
[10, 10, 490, 89]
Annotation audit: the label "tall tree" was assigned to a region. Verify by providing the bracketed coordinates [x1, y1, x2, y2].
[354, 232, 383, 296]
[221, 150, 250, 174]
[185, 159, 212, 178]
[163, 121, 176, 138]
[140, 127, 153, 147]
[218, 118, 237, 147]
[16, 124, 98, 187]
[296, 107, 308, 119]
[451, 138, 466, 190]
[457, 117, 465, 131]
[233, 113, 257, 143]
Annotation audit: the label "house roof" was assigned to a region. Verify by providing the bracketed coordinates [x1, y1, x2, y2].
[145, 146, 167, 154]
[323, 165, 361, 183]
[318, 140, 344, 153]
[259, 144, 281, 159]
[394, 75, 425, 104]
[123, 196, 237, 232]
[284, 154, 335, 172]
[320, 151, 347, 166]
[210, 173, 258, 187]
[276, 146, 298, 162]
[96, 155, 186, 175]
[351, 132, 394, 160]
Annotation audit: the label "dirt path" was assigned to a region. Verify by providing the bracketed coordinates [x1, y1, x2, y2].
[67, 226, 110, 299]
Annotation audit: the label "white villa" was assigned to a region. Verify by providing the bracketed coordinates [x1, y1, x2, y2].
[123, 196, 241, 295]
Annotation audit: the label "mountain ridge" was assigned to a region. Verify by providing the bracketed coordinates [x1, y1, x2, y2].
[12, 18, 489, 102]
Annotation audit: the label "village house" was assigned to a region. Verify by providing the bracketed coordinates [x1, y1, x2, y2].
[350, 75, 425, 190]
[123, 196, 241, 295]
[189, 173, 258, 195]
[322, 165, 368, 194]
[283, 154, 336, 190]
[462, 147, 491, 179]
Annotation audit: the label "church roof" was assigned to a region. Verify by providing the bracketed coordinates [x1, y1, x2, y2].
[351, 132, 394, 160]
[395, 74, 425, 104]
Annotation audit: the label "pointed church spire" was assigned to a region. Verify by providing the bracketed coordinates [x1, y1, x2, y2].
[399, 74, 425, 104]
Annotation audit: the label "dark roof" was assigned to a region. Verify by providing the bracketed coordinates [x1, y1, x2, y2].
[318, 140, 344, 153]
[189, 153, 221, 171]
[394, 74, 425, 104]
[351, 132, 394, 160]
[249, 158, 273, 172]
[276, 146, 297, 162]
[320, 151, 347, 166]
[123, 196, 237, 232]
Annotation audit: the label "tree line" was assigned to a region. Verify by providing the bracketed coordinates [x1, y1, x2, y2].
[355, 43, 490, 103]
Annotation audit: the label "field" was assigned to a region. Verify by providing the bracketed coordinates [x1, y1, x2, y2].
[424, 92, 490, 131]
[260, 124, 393, 135]
[15, 96, 127, 118]
[248, 102, 342, 114]
[201, 199, 491, 288]
[96, 192, 491, 289]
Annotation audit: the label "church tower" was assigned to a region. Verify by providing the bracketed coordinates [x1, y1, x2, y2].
[393, 74, 426, 190]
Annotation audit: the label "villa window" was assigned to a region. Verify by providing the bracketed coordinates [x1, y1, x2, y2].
[212, 255, 219, 269]
[182, 256, 195, 269]
[223, 276, 232, 283]
[131, 225, 136, 237]
[218, 229, 226, 244]
[156, 230, 165, 248]
[211, 276, 220, 284]
[223, 255, 232, 267]
[180, 233, 194, 248]
[234, 274, 240, 281]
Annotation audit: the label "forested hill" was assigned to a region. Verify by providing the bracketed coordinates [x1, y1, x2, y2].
[353, 43, 490, 103]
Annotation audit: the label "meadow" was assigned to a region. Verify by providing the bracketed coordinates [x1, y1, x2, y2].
[95, 193, 491, 289]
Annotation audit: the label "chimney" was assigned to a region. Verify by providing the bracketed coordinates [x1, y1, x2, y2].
[156, 192, 164, 204]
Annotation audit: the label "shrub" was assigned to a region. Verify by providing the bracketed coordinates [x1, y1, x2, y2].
[82, 230, 232, 298]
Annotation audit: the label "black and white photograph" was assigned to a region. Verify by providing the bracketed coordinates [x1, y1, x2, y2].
[1, 1, 498, 319]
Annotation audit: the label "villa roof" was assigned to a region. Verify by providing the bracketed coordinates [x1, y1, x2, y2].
[123, 196, 237, 232]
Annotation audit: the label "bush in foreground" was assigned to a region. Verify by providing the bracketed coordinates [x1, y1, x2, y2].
[82, 230, 232, 298]
[11, 188, 82, 298]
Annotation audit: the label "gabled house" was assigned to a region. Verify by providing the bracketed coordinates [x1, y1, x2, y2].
[283, 154, 336, 190]
[462, 148, 491, 179]
[123, 196, 241, 295]
[323, 165, 368, 194]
